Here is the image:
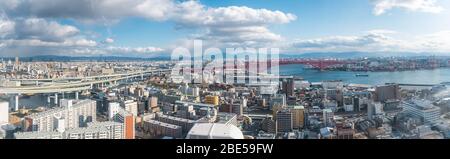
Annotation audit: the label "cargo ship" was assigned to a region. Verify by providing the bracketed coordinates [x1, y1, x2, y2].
[355, 74, 369, 77]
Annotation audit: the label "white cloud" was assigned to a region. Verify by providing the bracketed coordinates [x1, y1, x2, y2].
[290, 30, 450, 53]
[0, 18, 15, 38]
[0, 17, 98, 56]
[2, 0, 296, 50]
[1, 39, 97, 47]
[292, 32, 397, 52]
[14, 18, 79, 42]
[411, 31, 450, 52]
[106, 46, 164, 54]
[103, 38, 114, 44]
[372, 0, 444, 15]
[171, 1, 296, 48]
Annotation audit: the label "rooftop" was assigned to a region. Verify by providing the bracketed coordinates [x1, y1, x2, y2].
[186, 123, 244, 139]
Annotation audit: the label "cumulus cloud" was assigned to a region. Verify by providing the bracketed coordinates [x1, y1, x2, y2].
[174, 2, 295, 48]
[13, 18, 79, 42]
[372, 0, 444, 15]
[1, 0, 296, 52]
[2, 0, 174, 22]
[0, 0, 298, 56]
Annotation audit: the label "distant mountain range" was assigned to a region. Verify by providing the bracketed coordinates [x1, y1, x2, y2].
[1, 55, 172, 62]
[280, 52, 450, 58]
[2, 52, 449, 62]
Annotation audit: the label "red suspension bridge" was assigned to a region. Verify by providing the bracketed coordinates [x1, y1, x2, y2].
[277, 58, 350, 70]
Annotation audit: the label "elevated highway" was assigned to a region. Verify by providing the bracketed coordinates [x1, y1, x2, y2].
[0, 69, 171, 111]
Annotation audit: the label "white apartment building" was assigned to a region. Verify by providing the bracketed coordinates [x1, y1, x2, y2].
[25, 100, 96, 132]
[122, 100, 138, 116]
[15, 121, 124, 139]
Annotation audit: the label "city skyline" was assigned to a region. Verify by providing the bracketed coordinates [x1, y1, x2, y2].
[1, 0, 450, 57]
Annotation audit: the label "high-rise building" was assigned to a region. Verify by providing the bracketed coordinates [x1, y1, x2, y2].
[108, 102, 121, 120]
[289, 106, 304, 129]
[241, 97, 247, 108]
[375, 84, 401, 102]
[205, 96, 219, 106]
[261, 117, 277, 134]
[191, 87, 200, 97]
[24, 100, 96, 132]
[322, 109, 334, 127]
[0, 101, 9, 125]
[14, 57, 19, 69]
[282, 78, 295, 97]
[368, 102, 383, 120]
[122, 100, 138, 116]
[108, 105, 135, 139]
[276, 109, 292, 133]
[149, 96, 158, 109]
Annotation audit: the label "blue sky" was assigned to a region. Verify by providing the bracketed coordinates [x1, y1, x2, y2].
[1, 0, 450, 57]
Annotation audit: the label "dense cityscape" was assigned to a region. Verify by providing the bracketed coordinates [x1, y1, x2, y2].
[2, 0, 450, 145]
[1, 56, 450, 139]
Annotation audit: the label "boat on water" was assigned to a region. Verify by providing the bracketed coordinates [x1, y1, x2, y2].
[355, 74, 369, 77]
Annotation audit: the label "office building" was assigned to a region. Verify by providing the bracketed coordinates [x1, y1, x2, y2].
[368, 102, 383, 120]
[276, 109, 292, 133]
[384, 99, 401, 111]
[403, 100, 441, 124]
[375, 84, 401, 102]
[289, 106, 304, 129]
[24, 100, 96, 132]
